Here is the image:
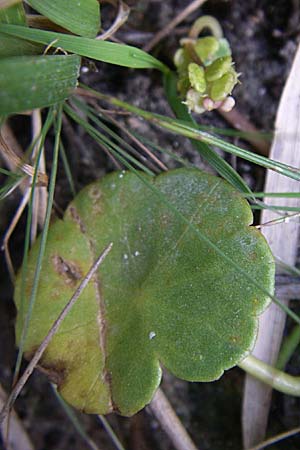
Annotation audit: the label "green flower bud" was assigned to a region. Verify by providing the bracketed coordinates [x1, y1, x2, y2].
[194, 36, 219, 64]
[210, 69, 238, 101]
[173, 16, 239, 114]
[205, 56, 232, 82]
[188, 63, 206, 94]
[185, 89, 205, 114]
[177, 74, 191, 97]
[174, 48, 189, 71]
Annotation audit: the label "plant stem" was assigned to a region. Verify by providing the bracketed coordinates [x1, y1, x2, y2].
[239, 355, 300, 396]
[148, 388, 199, 450]
[188, 15, 223, 39]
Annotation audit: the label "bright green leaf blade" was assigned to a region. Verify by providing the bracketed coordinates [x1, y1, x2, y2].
[14, 169, 274, 416]
[25, 0, 101, 38]
[0, 54, 80, 114]
[0, 2, 42, 56]
[0, 24, 168, 72]
[0, 2, 26, 24]
[0, 34, 43, 56]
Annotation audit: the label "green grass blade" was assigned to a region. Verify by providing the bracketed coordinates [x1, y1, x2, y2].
[164, 71, 253, 195]
[71, 97, 159, 172]
[26, 0, 101, 38]
[87, 87, 300, 182]
[0, 33, 43, 56]
[251, 204, 300, 212]
[98, 416, 127, 450]
[276, 325, 300, 370]
[0, 2, 42, 56]
[65, 102, 154, 175]
[0, 2, 26, 24]
[245, 192, 300, 198]
[0, 172, 23, 200]
[0, 23, 169, 72]
[0, 54, 80, 114]
[59, 140, 76, 197]
[52, 385, 101, 450]
[14, 106, 60, 380]
[130, 130, 192, 167]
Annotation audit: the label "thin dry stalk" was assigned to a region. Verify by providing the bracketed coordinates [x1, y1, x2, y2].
[219, 108, 270, 157]
[0, 384, 34, 450]
[143, 0, 207, 53]
[97, 0, 130, 41]
[0, 243, 113, 426]
[148, 388, 200, 450]
[99, 108, 168, 171]
[247, 426, 300, 450]
[2, 188, 31, 282]
[30, 110, 48, 243]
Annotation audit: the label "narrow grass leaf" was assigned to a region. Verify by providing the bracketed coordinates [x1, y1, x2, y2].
[52, 386, 101, 450]
[65, 102, 154, 175]
[59, 140, 76, 197]
[0, 2, 26, 24]
[16, 105, 62, 377]
[0, 2, 42, 56]
[0, 54, 80, 114]
[89, 88, 300, 182]
[0, 34, 43, 56]
[0, 24, 169, 72]
[25, 0, 101, 38]
[14, 107, 56, 379]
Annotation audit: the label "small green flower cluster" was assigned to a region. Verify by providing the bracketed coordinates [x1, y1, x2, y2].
[174, 35, 239, 114]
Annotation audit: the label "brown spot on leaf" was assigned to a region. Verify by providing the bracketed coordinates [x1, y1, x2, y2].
[104, 370, 120, 413]
[24, 349, 66, 386]
[52, 255, 82, 287]
[37, 362, 66, 386]
[68, 206, 86, 233]
[88, 185, 102, 213]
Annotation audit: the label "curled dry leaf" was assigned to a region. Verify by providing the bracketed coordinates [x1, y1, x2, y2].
[14, 169, 274, 416]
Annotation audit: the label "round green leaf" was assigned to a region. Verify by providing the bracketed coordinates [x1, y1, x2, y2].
[14, 169, 274, 416]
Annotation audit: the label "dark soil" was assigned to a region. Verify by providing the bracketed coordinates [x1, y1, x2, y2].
[1, 1, 300, 449]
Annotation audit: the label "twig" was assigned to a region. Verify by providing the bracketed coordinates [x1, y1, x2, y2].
[2, 188, 31, 282]
[148, 388, 199, 450]
[0, 243, 113, 426]
[143, 0, 207, 53]
[100, 109, 168, 171]
[247, 426, 300, 450]
[97, 415, 126, 450]
[0, 384, 34, 450]
[0, 127, 47, 186]
[96, 0, 130, 41]
[219, 108, 270, 157]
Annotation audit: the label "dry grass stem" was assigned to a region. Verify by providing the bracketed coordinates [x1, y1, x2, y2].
[0, 131, 47, 186]
[143, 0, 207, 53]
[97, 0, 130, 41]
[247, 426, 300, 450]
[2, 188, 31, 282]
[30, 110, 48, 243]
[219, 108, 270, 157]
[148, 388, 199, 450]
[99, 107, 168, 171]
